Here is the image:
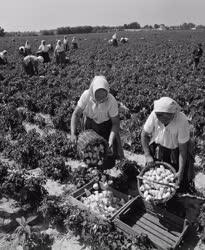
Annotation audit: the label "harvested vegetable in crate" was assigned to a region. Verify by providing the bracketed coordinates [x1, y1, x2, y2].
[138, 161, 178, 203]
[77, 129, 108, 167]
[81, 189, 126, 219]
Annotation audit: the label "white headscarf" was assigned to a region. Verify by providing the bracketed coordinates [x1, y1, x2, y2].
[39, 40, 49, 52]
[72, 37, 76, 43]
[154, 97, 181, 113]
[25, 40, 31, 49]
[89, 76, 109, 102]
[63, 36, 68, 43]
[55, 40, 64, 52]
[0, 50, 7, 59]
[112, 33, 117, 40]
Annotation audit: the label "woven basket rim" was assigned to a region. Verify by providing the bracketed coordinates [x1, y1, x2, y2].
[137, 161, 177, 204]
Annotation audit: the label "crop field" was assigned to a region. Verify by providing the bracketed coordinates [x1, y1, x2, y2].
[0, 30, 205, 249]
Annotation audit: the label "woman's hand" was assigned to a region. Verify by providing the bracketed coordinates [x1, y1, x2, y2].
[145, 154, 155, 166]
[107, 142, 114, 156]
[175, 171, 183, 185]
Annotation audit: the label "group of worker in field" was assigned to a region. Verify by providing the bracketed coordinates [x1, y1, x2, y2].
[0, 36, 78, 77]
[18, 36, 78, 76]
[71, 75, 196, 194]
[0, 32, 200, 195]
[1, 32, 203, 77]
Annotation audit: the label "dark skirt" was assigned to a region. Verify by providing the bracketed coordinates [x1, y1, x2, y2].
[0, 57, 6, 65]
[22, 61, 35, 76]
[71, 42, 78, 49]
[149, 142, 195, 192]
[25, 48, 32, 56]
[37, 51, 50, 63]
[55, 51, 66, 64]
[64, 44, 69, 51]
[112, 39, 118, 47]
[84, 117, 119, 169]
[0, 73, 4, 81]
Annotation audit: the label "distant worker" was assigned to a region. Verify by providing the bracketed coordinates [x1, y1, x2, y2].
[19, 46, 26, 56]
[54, 40, 66, 64]
[111, 32, 118, 47]
[120, 37, 129, 44]
[25, 40, 32, 55]
[47, 43, 54, 52]
[71, 37, 78, 49]
[192, 43, 203, 70]
[37, 40, 50, 63]
[63, 36, 69, 51]
[22, 55, 44, 76]
[0, 50, 8, 65]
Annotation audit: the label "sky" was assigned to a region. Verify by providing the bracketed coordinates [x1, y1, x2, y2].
[1, 0, 205, 32]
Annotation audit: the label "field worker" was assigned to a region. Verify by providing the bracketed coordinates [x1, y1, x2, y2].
[37, 40, 50, 63]
[19, 46, 26, 56]
[0, 50, 8, 65]
[23, 55, 44, 76]
[47, 43, 54, 52]
[111, 33, 118, 47]
[141, 97, 195, 192]
[25, 40, 32, 55]
[120, 37, 129, 44]
[54, 40, 66, 64]
[71, 36, 78, 49]
[71, 75, 124, 169]
[192, 43, 203, 70]
[63, 36, 69, 51]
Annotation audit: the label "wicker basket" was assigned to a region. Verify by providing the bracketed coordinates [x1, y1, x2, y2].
[137, 161, 177, 205]
[77, 129, 108, 166]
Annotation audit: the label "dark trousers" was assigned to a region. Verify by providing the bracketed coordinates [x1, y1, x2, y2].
[37, 52, 50, 63]
[149, 142, 194, 192]
[23, 61, 35, 76]
[56, 51, 66, 64]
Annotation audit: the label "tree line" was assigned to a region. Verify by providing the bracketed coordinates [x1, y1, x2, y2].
[2, 22, 205, 37]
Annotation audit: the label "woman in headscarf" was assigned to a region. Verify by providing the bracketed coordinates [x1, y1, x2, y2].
[71, 76, 124, 169]
[63, 36, 69, 51]
[25, 40, 32, 55]
[0, 50, 8, 65]
[19, 46, 26, 56]
[111, 33, 118, 47]
[22, 55, 44, 76]
[54, 40, 66, 64]
[141, 97, 195, 192]
[37, 40, 50, 62]
[71, 37, 78, 49]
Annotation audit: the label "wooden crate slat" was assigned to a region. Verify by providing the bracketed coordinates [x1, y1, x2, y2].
[143, 213, 182, 237]
[138, 216, 177, 242]
[114, 196, 189, 250]
[136, 220, 174, 245]
[69, 178, 132, 222]
[115, 218, 172, 250]
[132, 224, 171, 250]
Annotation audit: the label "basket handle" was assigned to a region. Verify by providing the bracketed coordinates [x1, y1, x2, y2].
[137, 175, 179, 189]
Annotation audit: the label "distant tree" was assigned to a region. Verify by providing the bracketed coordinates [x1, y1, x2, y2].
[125, 22, 141, 29]
[154, 24, 160, 29]
[143, 25, 153, 29]
[0, 26, 5, 37]
[196, 25, 205, 30]
[180, 22, 195, 30]
[40, 30, 55, 36]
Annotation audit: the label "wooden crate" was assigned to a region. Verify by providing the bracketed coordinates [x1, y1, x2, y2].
[113, 196, 189, 250]
[68, 178, 134, 221]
